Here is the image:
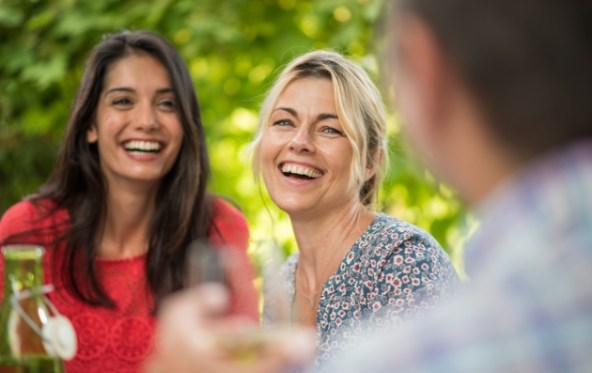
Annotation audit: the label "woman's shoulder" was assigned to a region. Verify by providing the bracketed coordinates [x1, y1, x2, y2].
[0, 199, 64, 235]
[359, 214, 460, 292]
[210, 197, 248, 228]
[368, 213, 443, 250]
[356, 213, 454, 272]
[2, 200, 35, 220]
[208, 196, 249, 251]
[0, 199, 67, 226]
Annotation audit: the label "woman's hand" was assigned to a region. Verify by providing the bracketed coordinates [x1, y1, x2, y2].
[145, 283, 315, 373]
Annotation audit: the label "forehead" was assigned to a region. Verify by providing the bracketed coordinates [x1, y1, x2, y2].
[103, 53, 170, 88]
[275, 77, 335, 109]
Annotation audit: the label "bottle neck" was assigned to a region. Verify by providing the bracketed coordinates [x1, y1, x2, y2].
[2, 245, 45, 301]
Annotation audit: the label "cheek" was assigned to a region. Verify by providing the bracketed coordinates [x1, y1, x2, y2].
[257, 133, 284, 187]
[396, 75, 421, 130]
[395, 77, 433, 158]
[258, 132, 278, 164]
[330, 144, 356, 187]
[164, 120, 184, 159]
[91, 111, 121, 143]
[170, 118, 184, 142]
[335, 148, 354, 175]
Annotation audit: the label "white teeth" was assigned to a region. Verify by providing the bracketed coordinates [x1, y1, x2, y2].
[281, 163, 322, 179]
[124, 140, 161, 152]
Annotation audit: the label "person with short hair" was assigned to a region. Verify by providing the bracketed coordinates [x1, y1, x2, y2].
[325, 0, 592, 371]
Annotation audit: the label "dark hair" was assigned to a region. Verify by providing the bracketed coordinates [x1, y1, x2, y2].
[32, 30, 213, 309]
[393, 0, 592, 160]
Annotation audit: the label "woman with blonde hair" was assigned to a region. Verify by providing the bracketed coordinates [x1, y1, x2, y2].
[253, 50, 459, 366]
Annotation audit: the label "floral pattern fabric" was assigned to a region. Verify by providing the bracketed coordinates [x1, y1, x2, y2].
[264, 213, 460, 367]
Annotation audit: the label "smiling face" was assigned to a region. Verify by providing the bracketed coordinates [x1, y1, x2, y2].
[259, 77, 362, 219]
[87, 53, 183, 191]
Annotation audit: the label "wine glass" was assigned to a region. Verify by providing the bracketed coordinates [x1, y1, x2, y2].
[183, 239, 312, 370]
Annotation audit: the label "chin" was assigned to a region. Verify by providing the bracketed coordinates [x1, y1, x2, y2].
[271, 199, 310, 217]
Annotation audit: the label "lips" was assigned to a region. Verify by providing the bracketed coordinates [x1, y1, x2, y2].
[123, 140, 163, 154]
[280, 162, 323, 179]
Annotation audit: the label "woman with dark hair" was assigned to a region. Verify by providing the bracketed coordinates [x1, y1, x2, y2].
[0, 30, 258, 372]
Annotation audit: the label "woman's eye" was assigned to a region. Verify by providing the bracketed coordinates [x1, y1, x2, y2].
[158, 99, 177, 111]
[272, 119, 293, 127]
[322, 126, 343, 136]
[112, 97, 132, 106]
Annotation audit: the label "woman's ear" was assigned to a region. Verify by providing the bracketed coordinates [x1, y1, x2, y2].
[87, 124, 98, 143]
[365, 149, 384, 181]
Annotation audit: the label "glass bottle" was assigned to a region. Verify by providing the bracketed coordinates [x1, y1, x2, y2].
[0, 245, 64, 373]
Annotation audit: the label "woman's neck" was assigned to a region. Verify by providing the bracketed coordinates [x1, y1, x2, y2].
[98, 188, 157, 259]
[290, 202, 376, 326]
[291, 202, 376, 286]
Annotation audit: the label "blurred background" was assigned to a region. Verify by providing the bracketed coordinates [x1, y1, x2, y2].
[0, 0, 469, 275]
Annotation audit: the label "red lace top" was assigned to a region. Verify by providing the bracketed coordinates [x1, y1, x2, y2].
[0, 198, 259, 372]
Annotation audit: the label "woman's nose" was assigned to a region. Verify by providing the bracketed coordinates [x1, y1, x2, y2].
[288, 127, 315, 153]
[136, 103, 158, 131]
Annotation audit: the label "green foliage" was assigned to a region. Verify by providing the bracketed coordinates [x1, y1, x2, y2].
[0, 0, 468, 268]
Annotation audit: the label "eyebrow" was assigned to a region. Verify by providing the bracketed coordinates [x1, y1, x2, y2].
[104, 87, 174, 95]
[273, 107, 338, 121]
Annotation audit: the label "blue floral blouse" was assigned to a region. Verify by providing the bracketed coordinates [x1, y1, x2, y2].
[264, 213, 460, 367]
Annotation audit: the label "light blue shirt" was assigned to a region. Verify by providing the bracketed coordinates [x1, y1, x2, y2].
[324, 142, 592, 372]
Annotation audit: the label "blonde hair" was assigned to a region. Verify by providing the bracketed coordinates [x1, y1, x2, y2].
[251, 50, 388, 206]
